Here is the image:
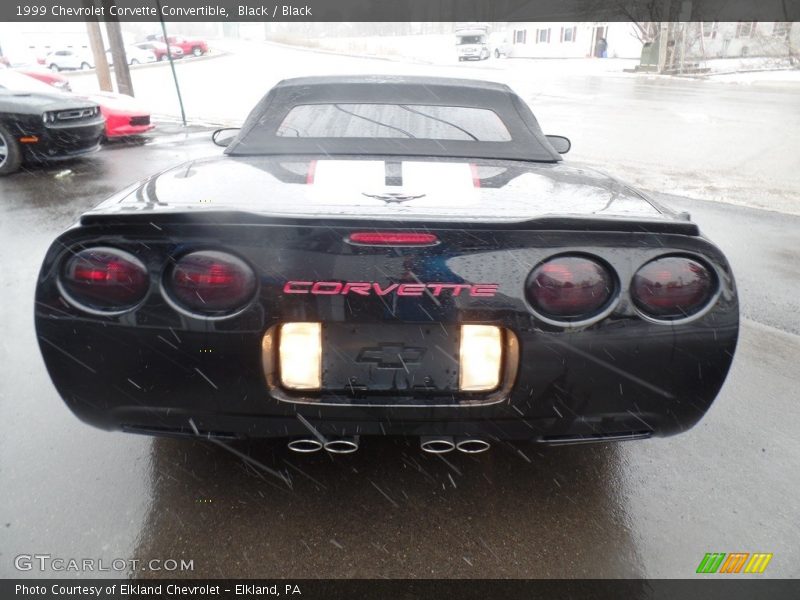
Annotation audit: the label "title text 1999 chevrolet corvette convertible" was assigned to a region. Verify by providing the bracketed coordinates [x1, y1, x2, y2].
[35, 76, 738, 454]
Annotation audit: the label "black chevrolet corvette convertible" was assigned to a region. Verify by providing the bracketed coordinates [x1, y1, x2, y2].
[35, 76, 738, 454]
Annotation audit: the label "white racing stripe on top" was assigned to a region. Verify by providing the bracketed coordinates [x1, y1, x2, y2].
[401, 161, 480, 206]
[311, 160, 385, 192]
[309, 159, 480, 207]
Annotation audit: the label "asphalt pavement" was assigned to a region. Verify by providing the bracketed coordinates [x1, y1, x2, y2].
[0, 134, 799, 579]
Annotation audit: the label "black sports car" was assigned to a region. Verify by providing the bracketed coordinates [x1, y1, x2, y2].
[0, 69, 104, 175]
[35, 76, 738, 454]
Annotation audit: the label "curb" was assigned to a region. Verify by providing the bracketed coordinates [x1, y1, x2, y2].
[61, 49, 229, 79]
[152, 113, 242, 127]
[627, 65, 798, 81]
[706, 66, 800, 77]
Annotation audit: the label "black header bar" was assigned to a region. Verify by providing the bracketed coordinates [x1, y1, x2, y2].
[4, 579, 800, 600]
[1, 0, 798, 23]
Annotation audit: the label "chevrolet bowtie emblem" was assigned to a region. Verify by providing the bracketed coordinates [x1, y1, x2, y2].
[362, 192, 426, 203]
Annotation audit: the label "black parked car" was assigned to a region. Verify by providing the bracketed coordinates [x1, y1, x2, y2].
[0, 69, 104, 175]
[35, 76, 738, 454]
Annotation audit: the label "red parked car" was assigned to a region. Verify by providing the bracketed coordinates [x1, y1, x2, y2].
[148, 34, 208, 57]
[15, 67, 72, 92]
[90, 91, 154, 138]
[133, 41, 184, 62]
[14, 70, 154, 138]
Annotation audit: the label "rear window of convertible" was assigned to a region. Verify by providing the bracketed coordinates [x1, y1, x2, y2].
[276, 104, 512, 141]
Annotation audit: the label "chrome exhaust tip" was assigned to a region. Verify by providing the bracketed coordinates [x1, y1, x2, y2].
[323, 436, 359, 454]
[455, 438, 491, 454]
[287, 438, 323, 453]
[420, 436, 455, 454]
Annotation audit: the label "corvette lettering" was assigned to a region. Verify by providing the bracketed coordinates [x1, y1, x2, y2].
[283, 281, 499, 297]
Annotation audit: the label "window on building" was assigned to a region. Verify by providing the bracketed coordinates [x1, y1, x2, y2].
[702, 22, 718, 39]
[736, 21, 757, 38]
[536, 28, 551, 44]
[514, 29, 527, 44]
[561, 26, 577, 43]
[772, 22, 791, 39]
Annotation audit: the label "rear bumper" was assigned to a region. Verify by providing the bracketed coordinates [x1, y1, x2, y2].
[35, 317, 738, 442]
[116, 412, 654, 445]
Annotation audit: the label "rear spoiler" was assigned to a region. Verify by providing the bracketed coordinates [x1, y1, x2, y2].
[79, 211, 700, 236]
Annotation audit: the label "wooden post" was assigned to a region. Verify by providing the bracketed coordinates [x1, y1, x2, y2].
[85, 19, 112, 92]
[104, 14, 133, 96]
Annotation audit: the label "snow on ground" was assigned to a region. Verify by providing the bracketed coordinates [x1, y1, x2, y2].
[708, 69, 800, 84]
[260, 37, 800, 83]
[267, 33, 454, 64]
[262, 35, 641, 75]
[703, 56, 797, 74]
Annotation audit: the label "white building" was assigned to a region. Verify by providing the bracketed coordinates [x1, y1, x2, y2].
[501, 21, 798, 61]
[0, 23, 91, 64]
[505, 22, 644, 59]
[685, 22, 798, 58]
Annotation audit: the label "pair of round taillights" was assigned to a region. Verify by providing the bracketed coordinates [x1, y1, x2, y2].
[59, 247, 717, 323]
[60, 248, 256, 316]
[525, 254, 717, 323]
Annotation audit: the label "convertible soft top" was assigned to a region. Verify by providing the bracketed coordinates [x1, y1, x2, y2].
[226, 75, 562, 162]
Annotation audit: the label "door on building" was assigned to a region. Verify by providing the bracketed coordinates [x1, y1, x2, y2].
[590, 25, 608, 57]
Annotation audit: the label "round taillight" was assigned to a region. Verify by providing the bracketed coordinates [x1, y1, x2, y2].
[168, 251, 256, 315]
[61, 247, 149, 312]
[631, 256, 715, 319]
[526, 255, 614, 321]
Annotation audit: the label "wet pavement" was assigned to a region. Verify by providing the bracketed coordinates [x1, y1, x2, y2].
[1, 135, 799, 579]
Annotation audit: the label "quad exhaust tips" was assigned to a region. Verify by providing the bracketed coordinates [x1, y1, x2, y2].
[420, 436, 491, 454]
[420, 436, 456, 454]
[288, 435, 490, 455]
[287, 436, 360, 454]
[455, 437, 491, 453]
[324, 436, 359, 454]
[287, 438, 324, 453]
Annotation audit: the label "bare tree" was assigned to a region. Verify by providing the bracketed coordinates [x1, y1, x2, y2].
[576, 0, 698, 71]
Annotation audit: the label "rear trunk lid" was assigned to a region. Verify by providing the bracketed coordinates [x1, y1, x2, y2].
[84, 155, 692, 232]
